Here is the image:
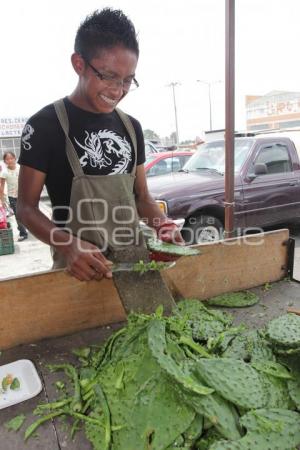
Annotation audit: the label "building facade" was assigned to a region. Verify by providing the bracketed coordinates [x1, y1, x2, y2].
[246, 91, 300, 132]
[0, 116, 27, 159]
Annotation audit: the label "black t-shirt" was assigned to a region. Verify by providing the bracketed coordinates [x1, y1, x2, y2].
[19, 97, 145, 224]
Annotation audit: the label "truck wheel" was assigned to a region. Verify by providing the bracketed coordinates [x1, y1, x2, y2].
[182, 215, 223, 244]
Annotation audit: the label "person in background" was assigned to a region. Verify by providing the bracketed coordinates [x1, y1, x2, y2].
[0, 151, 28, 241]
[17, 8, 184, 281]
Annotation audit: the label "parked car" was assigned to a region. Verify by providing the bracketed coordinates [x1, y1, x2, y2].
[145, 151, 193, 177]
[146, 132, 300, 243]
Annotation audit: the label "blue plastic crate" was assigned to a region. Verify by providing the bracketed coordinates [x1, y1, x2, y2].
[0, 225, 15, 256]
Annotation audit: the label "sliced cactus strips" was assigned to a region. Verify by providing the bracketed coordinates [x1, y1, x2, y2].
[175, 299, 233, 341]
[148, 319, 214, 396]
[209, 409, 300, 450]
[205, 291, 259, 308]
[266, 314, 300, 348]
[196, 358, 269, 409]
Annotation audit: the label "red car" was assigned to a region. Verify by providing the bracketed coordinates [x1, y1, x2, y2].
[144, 151, 193, 177]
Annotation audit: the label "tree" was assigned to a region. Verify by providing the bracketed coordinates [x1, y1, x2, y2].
[143, 129, 160, 141]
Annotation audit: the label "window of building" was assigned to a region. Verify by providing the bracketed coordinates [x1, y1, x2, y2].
[278, 120, 300, 129]
[248, 124, 270, 131]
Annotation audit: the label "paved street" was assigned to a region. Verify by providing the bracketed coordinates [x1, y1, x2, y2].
[0, 202, 300, 281]
[0, 201, 52, 279]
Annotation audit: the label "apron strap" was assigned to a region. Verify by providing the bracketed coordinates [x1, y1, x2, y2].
[115, 108, 138, 176]
[53, 99, 84, 177]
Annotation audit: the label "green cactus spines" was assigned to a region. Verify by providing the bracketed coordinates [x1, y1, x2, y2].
[266, 314, 300, 348]
[206, 290, 259, 308]
[196, 358, 269, 409]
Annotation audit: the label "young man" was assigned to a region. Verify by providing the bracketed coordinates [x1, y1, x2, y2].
[18, 8, 183, 282]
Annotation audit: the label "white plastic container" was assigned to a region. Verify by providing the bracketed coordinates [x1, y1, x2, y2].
[0, 359, 42, 409]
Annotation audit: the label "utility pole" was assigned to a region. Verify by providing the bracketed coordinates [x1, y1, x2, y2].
[167, 82, 180, 144]
[224, 0, 235, 239]
[197, 80, 221, 131]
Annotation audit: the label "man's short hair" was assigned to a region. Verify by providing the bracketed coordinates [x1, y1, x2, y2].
[74, 8, 139, 61]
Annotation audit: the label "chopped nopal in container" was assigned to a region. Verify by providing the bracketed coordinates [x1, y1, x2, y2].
[0, 359, 42, 409]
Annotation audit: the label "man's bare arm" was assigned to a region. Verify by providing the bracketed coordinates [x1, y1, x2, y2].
[134, 164, 167, 228]
[134, 164, 184, 243]
[17, 165, 113, 280]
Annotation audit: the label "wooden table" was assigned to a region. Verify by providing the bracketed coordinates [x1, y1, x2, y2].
[1, 279, 300, 449]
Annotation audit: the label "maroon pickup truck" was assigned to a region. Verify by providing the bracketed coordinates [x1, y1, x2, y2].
[146, 133, 300, 243]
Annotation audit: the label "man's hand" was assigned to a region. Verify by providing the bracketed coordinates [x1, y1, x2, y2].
[61, 237, 113, 282]
[156, 221, 185, 245]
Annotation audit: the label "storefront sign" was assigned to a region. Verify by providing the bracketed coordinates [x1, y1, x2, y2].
[0, 117, 28, 137]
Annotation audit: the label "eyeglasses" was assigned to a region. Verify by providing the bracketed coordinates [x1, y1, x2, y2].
[86, 61, 139, 92]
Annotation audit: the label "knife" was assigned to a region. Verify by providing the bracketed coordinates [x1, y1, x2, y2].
[111, 261, 176, 273]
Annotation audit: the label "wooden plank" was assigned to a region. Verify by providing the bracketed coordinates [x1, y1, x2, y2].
[0, 270, 126, 350]
[162, 229, 289, 300]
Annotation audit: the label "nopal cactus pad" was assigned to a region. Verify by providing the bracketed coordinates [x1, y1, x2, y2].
[209, 408, 300, 450]
[205, 291, 259, 308]
[266, 314, 300, 348]
[196, 358, 269, 409]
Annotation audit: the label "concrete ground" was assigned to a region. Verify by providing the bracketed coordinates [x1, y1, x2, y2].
[0, 201, 52, 279]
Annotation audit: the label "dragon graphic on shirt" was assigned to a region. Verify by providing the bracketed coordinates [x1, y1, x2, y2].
[74, 130, 132, 173]
[21, 124, 35, 150]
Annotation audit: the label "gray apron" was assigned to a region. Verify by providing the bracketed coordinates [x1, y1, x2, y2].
[52, 99, 147, 268]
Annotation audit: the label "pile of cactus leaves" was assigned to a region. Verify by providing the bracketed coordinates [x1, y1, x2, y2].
[10, 300, 300, 450]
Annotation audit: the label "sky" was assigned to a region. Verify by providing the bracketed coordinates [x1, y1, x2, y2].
[1, 0, 300, 142]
